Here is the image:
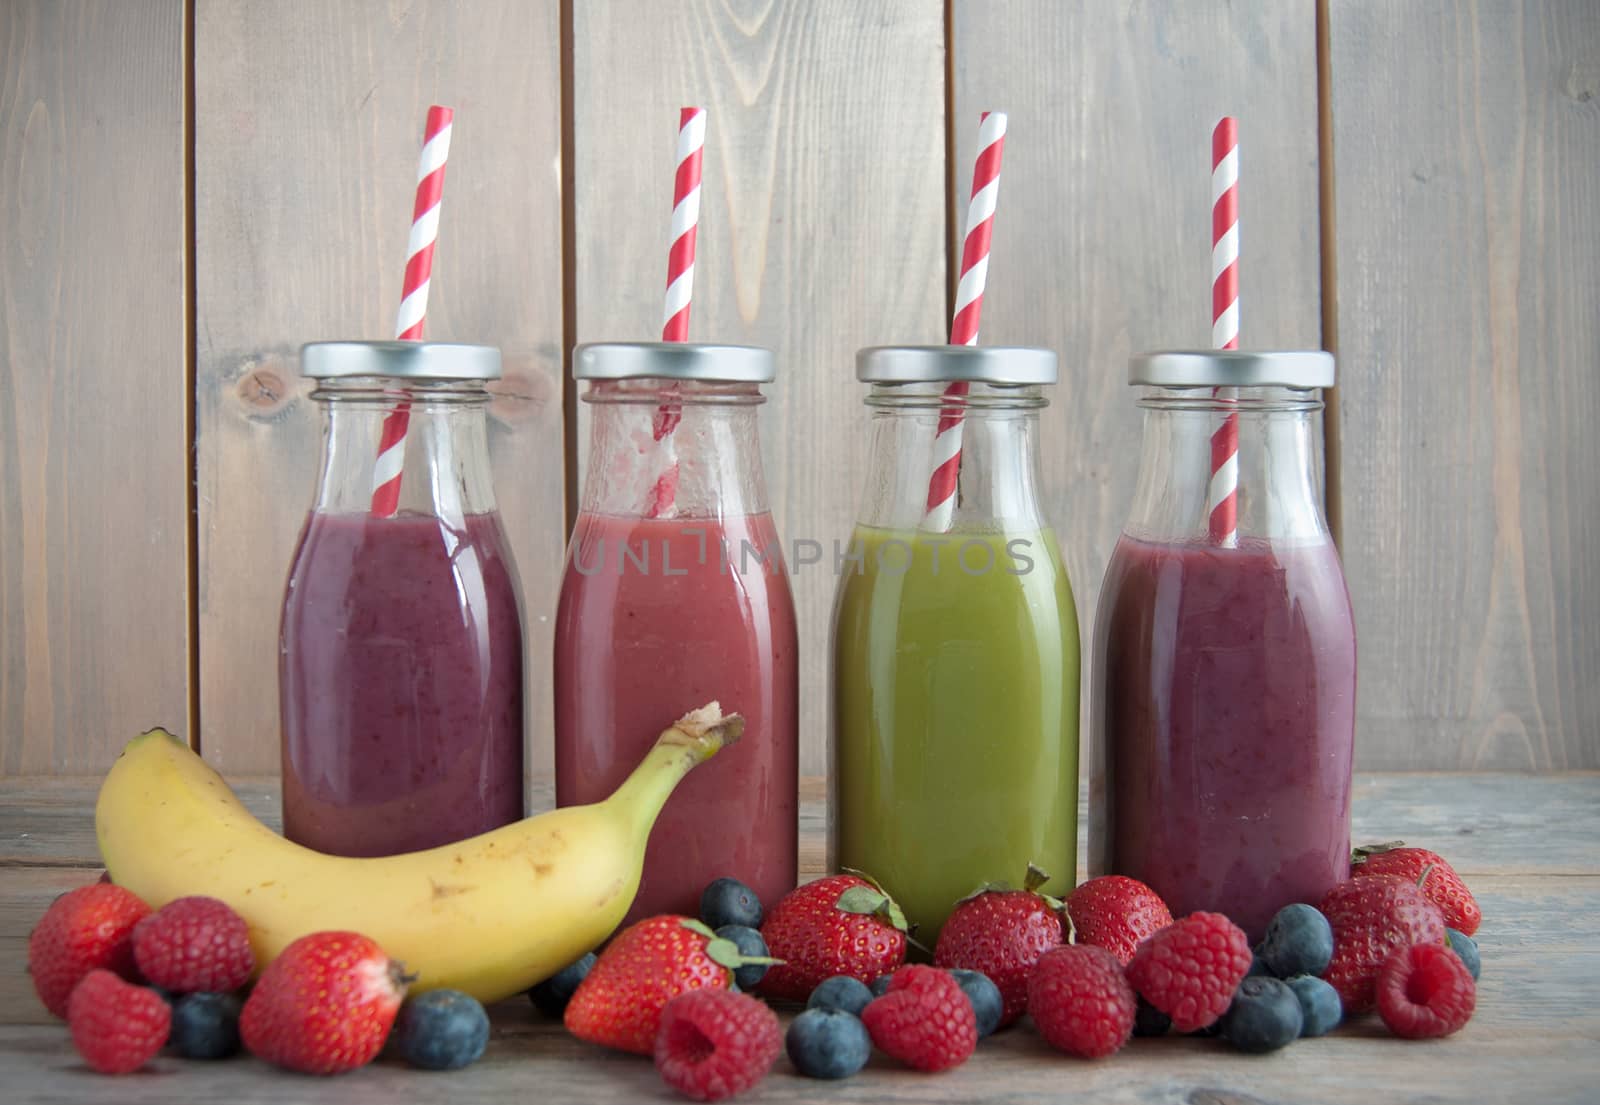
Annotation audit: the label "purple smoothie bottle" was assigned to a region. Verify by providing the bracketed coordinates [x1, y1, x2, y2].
[280, 341, 525, 857]
[1090, 351, 1356, 940]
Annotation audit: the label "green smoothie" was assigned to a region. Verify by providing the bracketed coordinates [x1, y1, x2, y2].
[831, 525, 1080, 942]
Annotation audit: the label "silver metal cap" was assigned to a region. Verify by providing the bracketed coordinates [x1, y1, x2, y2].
[574, 342, 775, 382]
[857, 345, 1057, 385]
[300, 341, 502, 380]
[1129, 350, 1335, 389]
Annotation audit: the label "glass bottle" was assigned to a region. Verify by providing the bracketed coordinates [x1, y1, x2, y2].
[1091, 350, 1356, 940]
[830, 346, 1080, 940]
[281, 341, 525, 857]
[553, 342, 798, 925]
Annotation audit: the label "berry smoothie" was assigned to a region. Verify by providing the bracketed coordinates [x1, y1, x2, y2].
[280, 510, 525, 857]
[1095, 535, 1356, 939]
[553, 512, 799, 924]
[832, 526, 1080, 940]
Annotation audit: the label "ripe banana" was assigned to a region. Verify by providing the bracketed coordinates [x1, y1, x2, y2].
[96, 703, 742, 1003]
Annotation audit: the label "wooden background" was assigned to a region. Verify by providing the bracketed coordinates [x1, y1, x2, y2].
[1, 0, 1596, 781]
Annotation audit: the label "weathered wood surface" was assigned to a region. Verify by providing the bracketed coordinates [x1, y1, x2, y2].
[570, 0, 949, 776]
[949, 0, 1326, 773]
[5, 772, 1595, 877]
[1329, 0, 1600, 769]
[2, 774, 1596, 1102]
[193, 0, 567, 775]
[0, 0, 190, 773]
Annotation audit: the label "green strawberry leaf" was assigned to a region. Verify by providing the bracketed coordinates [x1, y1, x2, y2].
[836, 886, 890, 916]
[955, 882, 1012, 905]
[703, 937, 784, 972]
[680, 918, 717, 940]
[1351, 841, 1407, 866]
[1023, 863, 1052, 893]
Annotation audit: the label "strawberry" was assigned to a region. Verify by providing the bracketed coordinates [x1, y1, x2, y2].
[932, 863, 1066, 1027]
[1319, 874, 1446, 1014]
[240, 931, 409, 1074]
[28, 883, 151, 1018]
[566, 915, 777, 1055]
[1064, 875, 1174, 965]
[1352, 843, 1481, 936]
[758, 873, 909, 1001]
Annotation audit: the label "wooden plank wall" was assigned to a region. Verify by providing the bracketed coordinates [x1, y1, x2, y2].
[0, 0, 190, 773]
[1, 1, 1597, 779]
[1329, 0, 1600, 769]
[570, 0, 948, 776]
[193, 0, 566, 775]
[949, 0, 1324, 773]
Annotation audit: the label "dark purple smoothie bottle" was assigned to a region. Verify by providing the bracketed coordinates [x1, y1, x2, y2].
[1090, 351, 1356, 940]
[280, 341, 525, 857]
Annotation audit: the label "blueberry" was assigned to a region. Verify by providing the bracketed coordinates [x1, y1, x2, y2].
[807, 975, 874, 1017]
[168, 992, 242, 1059]
[868, 972, 894, 998]
[717, 924, 774, 990]
[1258, 903, 1335, 978]
[701, 877, 764, 930]
[395, 989, 490, 1071]
[947, 969, 1003, 1038]
[1446, 928, 1481, 981]
[1285, 975, 1342, 1037]
[785, 1008, 871, 1079]
[1218, 977, 1303, 1053]
[1247, 948, 1272, 977]
[1133, 997, 1171, 1037]
[529, 953, 595, 1018]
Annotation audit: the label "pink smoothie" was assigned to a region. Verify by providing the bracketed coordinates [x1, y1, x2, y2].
[280, 510, 524, 857]
[553, 512, 799, 924]
[1095, 535, 1356, 939]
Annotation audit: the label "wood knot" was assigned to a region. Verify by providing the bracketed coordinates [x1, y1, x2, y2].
[487, 355, 557, 426]
[1562, 59, 1599, 103]
[233, 358, 296, 418]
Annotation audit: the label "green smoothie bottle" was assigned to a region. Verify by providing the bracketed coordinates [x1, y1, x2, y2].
[830, 346, 1079, 943]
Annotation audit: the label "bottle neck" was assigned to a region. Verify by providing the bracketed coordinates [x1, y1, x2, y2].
[854, 382, 1049, 532]
[579, 379, 771, 518]
[1124, 386, 1330, 543]
[310, 378, 499, 517]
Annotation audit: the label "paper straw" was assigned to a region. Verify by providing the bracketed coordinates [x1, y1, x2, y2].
[371, 105, 453, 518]
[645, 107, 706, 519]
[924, 110, 1007, 531]
[1207, 116, 1240, 546]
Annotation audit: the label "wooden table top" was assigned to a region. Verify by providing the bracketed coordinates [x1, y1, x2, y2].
[2, 773, 1596, 1103]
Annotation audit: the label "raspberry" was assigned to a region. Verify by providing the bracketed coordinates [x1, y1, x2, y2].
[1376, 943, 1476, 1039]
[67, 969, 171, 1074]
[1125, 912, 1253, 1033]
[860, 964, 976, 1072]
[654, 989, 782, 1102]
[132, 896, 255, 993]
[28, 884, 150, 1018]
[1027, 945, 1136, 1058]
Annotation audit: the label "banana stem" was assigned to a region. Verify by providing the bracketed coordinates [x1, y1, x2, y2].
[604, 702, 745, 837]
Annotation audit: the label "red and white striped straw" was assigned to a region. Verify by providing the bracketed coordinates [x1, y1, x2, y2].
[925, 110, 1007, 530]
[372, 104, 454, 518]
[1206, 116, 1240, 546]
[646, 106, 706, 518]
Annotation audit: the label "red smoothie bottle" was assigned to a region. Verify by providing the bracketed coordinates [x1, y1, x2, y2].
[280, 342, 525, 857]
[1090, 351, 1356, 940]
[554, 343, 798, 925]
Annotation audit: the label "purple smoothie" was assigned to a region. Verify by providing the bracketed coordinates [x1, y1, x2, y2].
[1095, 534, 1356, 939]
[280, 510, 524, 856]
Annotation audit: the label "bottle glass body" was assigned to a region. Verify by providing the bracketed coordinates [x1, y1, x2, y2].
[1091, 385, 1356, 940]
[280, 376, 526, 857]
[553, 376, 799, 924]
[830, 378, 1080, 939]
